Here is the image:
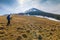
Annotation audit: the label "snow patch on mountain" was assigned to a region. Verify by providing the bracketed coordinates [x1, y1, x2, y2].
[35, 15, 60, 22]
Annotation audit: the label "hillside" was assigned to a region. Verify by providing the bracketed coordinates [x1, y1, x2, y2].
[0, 15, 60, 40]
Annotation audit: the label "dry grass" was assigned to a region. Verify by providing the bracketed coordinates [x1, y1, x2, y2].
[0, 15, 60, 40]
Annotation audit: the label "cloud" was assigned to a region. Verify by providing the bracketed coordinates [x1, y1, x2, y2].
[40, 0, 60, 5]
[0, 0, 17, 6]
[31, 0, 60, 14]
[0, 0, 20, 15]
[0, 0, 60, 15]
[40, 0, 47, 3]
[50, 0, 60, 4]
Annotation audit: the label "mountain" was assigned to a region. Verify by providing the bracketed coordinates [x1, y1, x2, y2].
[25, 8, 40, 13]
[25, 8, 60, 20]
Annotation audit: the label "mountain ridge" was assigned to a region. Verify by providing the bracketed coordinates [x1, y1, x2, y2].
[25, 8, 60, 20]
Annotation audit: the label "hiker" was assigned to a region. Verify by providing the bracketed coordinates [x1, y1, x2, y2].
[6, 15, 11, 26]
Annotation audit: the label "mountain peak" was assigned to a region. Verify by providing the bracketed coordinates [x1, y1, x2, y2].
[25, 8, 40, 13]
[30, 8, 39, 10]
[29, 8, 40, 11]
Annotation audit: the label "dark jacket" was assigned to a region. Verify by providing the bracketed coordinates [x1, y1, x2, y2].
[7, 15, 11, 20]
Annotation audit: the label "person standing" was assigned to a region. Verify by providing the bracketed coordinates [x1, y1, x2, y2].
[6, 15, 11, 26]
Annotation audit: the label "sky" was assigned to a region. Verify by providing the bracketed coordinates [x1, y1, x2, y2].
[0, 0, 60, 15]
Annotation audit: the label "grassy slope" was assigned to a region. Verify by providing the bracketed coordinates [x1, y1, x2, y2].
[0, 15, 60, 40]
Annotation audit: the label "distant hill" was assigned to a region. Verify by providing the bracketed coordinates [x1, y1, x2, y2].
[25, 8, 60, 20]
[3, 8, 60, 20]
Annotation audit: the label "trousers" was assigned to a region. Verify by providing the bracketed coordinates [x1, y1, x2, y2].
[7, 20, 10, 26]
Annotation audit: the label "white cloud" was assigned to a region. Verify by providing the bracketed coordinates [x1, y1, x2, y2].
[16, 0, 60, 14]
[0, 0, 60, 15]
